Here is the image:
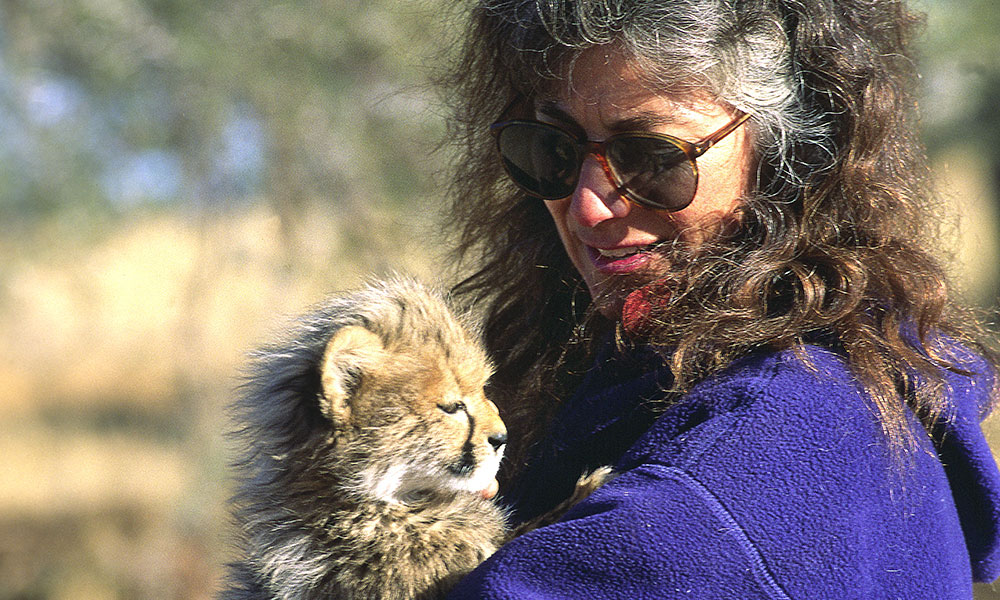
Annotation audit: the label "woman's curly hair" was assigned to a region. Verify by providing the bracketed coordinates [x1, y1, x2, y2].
[436, 0, 998, 473]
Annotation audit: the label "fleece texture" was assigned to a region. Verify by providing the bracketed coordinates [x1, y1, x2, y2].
[446, 343, 1000, 599]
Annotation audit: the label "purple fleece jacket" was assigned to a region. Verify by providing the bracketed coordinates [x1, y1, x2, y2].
[447, 343, 1000, 599]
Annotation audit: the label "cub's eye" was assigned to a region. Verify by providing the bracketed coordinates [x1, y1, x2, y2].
[438, 402, 466, 415]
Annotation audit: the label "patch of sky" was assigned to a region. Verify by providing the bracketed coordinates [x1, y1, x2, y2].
[25, 76, 84, 126]
[0, 71, 56, 207]
[1, 62, 269, 210]
[201, 103, 266, 203]
[0, 62, 24, 158]
[102, 149, 184, 207]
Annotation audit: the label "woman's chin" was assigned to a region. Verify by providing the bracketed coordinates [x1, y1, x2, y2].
[586, 279, 632, 320]
[594, 298, 624, 320]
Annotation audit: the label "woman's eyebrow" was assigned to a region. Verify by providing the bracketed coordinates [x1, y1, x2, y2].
[535, 102, 583, 129]
[608, 111, 679, 133]
[535, 100, 682, 134]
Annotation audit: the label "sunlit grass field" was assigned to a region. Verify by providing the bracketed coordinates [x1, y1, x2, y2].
[0, 201, 441, 599]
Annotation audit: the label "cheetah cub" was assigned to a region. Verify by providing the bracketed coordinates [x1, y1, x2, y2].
[221, 278, 511, 600]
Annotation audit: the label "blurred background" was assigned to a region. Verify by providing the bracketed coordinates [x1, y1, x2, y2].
[0, 0, 998, 598]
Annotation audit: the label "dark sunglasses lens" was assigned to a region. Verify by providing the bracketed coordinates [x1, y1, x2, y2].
[605, 136, 695, 211]
[497, 123, 579, 199]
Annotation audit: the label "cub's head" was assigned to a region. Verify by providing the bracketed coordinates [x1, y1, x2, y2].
[316, 280, 506, 504]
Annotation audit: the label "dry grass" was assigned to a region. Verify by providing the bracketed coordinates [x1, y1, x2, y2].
[0, 201, 440, 599]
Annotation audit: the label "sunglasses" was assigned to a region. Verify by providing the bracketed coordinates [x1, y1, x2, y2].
[491, 112, 750, 212]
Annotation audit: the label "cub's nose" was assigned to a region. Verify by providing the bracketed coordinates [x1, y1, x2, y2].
[488, 432, 507, 453]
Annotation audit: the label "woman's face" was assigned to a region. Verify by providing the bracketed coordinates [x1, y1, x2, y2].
[537, 48, 754, 317]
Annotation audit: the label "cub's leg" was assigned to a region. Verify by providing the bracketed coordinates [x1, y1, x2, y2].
[512, 466, 615, 537]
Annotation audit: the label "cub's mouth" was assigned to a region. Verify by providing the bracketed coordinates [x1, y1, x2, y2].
[446, 448, 477, 476]
[439, 449, 502, 498]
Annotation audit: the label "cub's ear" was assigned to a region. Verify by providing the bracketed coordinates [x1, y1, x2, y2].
[320, 325, 384, 424]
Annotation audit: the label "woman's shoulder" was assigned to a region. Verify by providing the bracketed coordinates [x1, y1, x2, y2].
[620, 341, 995, 472]
[608, 342, 1000, 590]
[619, 346, 865, 468]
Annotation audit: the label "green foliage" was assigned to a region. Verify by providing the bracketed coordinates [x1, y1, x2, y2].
[0, 0, 454, 223]
[918, 0, 1000, 159]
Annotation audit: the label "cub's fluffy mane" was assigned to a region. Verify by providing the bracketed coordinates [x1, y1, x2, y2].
[229, 277, 488, 480]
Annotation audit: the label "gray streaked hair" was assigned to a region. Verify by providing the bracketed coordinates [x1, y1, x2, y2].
[480, 0, 833, 192]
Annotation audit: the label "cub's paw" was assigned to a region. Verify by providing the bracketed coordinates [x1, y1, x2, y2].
[512, 466, 615, 537]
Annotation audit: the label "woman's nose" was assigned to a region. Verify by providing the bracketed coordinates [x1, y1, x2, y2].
[569, 155, 631, 228]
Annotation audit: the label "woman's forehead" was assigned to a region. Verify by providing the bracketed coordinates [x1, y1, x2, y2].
[534, 83, 728, 139]
[534, 97, 695, 134]
[533, 47, 721, 125]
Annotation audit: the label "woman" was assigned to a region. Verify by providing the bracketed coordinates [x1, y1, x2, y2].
[439, 0, 1000, 598]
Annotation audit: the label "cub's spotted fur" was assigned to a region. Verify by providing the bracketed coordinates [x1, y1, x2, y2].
[222, 279, 508, 600]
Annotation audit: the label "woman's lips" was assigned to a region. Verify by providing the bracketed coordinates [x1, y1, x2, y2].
[587, 244, 654, 274]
